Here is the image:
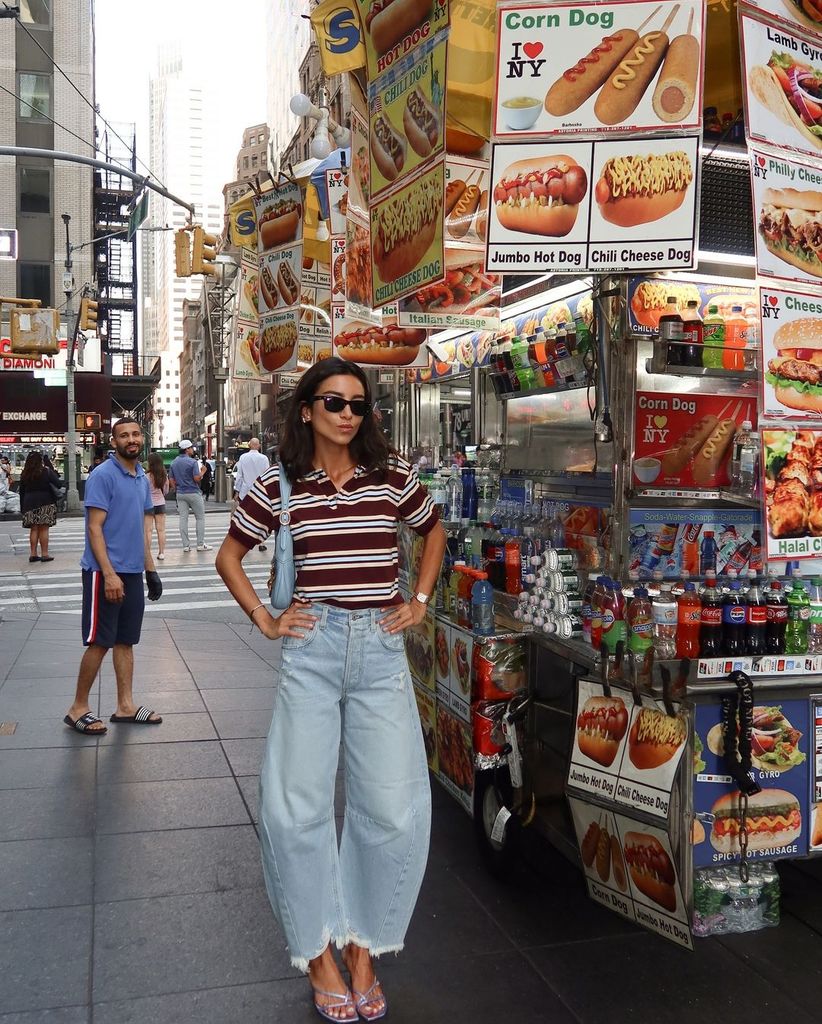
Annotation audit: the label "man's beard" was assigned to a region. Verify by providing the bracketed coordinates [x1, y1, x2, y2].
[114, 442, 140, 461]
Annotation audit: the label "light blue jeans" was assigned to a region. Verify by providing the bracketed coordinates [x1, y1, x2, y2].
[259, 603, 431, 972]
[175, 490, 205, 547]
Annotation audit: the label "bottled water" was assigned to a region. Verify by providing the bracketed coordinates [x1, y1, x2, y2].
[445, 466, 462, 523]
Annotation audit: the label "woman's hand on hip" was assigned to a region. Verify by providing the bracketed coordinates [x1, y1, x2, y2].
[257, 600, 317, 640]
[380, 599, 426, 634]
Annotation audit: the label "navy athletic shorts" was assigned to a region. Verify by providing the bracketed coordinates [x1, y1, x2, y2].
[81, 570, 145, 648]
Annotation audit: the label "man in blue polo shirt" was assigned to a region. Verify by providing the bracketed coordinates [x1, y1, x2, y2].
[169, 439, 210, 552]
[64, 417, 164, 735]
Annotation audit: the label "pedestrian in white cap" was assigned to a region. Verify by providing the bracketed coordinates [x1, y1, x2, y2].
[168, 440, 210, 552]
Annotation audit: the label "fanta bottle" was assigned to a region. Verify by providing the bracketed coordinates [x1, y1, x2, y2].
[723, 305, 748, 371]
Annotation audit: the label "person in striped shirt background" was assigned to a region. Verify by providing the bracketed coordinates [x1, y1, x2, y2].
[217, 357, 446, 1022]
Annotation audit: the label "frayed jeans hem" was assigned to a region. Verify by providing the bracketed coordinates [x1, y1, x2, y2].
[291, 935, 406, 973]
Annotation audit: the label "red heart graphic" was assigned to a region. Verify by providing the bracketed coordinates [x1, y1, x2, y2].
[768, 295, 778, 306]
[523, 42, 543, 59]
[757, 156, 766, 167]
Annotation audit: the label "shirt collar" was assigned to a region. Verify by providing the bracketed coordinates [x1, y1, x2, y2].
[301, 464, 367, 482]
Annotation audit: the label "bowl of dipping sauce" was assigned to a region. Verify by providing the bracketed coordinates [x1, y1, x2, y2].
[633, 457, 661, 484]
[501, 96, 542, 130]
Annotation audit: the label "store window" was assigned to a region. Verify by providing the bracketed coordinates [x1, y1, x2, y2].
[19, 262, 51, 306]
[19, 167, 50, 213]
[18, 73, 51, 120]
[19, 0, 50, 25]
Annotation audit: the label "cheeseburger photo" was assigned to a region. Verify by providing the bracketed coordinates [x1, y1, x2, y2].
[766, 318, 822, 414]
[710, 788, 802, 854]
[493, 155, 588, 237]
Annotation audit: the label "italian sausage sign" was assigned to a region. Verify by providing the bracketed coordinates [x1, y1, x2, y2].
[493, 0, 706, 139]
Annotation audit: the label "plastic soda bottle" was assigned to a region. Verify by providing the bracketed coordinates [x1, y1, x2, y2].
[682, 523, 700, 575]
[700, 576, 724, 657]
[809, 576, 822, 654]
[785, 578, 810, 654]
[653, 584, 678, 659]
[766, 580, 788, 655]
[504, 532, 522, 596]
[703, 304, 725, 369]
[601, 580, 627, 654]
[745, 577, 767, 656]
[659, 295, 684, 365]
[457, 568, 476, 629]
[722, 581, 746, 657]
[627, 587, 654, 654]
[676, 582, 701, 658]
[471, 572, 495, 636]
[681, 299, 704, 366]
[723, 305, 748, 371]
[590, 575, 609, 649]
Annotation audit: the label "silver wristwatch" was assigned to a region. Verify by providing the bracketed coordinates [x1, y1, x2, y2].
[413, 591, 430, 605]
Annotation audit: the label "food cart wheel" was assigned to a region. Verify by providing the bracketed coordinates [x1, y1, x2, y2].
[473, 767, 519, 876]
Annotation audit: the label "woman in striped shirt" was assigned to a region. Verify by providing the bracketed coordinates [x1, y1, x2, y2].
[216, 358, 446, 1022]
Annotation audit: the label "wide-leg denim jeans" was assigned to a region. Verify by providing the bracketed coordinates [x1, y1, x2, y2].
[259, 603, 432, 972]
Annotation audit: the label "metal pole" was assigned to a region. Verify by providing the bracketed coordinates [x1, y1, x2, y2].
[62, 214, 81, 513]
[0, 147, 196, 217]
[216, 375, 226, 503]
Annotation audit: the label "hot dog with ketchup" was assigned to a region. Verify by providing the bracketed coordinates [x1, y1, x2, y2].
[623, 832, 677, 912]
[259, 199, 301, 251]
[576, 695, 628, 767]
[595, 151, 693, 227]
[494, 156, 588, 238]
[335, 324, 426, 365]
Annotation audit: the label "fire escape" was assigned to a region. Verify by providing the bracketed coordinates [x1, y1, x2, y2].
[93, 125, 160, 427]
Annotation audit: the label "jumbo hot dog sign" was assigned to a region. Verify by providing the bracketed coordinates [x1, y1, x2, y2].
[494, 0, 706, 138]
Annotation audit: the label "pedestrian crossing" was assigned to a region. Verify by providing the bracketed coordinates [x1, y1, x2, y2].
[2, 512, 274, 621]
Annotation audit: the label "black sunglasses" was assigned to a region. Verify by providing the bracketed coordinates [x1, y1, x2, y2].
[310, 395, 371, 417]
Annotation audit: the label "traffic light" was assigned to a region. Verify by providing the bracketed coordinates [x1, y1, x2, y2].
[75, 413, 102, 430]
[191, 226, 218, 275]
[78, 296, 98, 333]
[174, 229, 192, 277]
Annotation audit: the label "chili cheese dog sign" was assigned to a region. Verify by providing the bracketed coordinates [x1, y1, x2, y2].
[493, 0, 706, 139]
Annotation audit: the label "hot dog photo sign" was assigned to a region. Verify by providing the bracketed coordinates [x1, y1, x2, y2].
[486, 134, 701, 274]
[493, 0, 706, 139]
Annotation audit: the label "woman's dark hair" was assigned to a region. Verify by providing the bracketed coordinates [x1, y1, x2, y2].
[147, 452, 167, 490]
[279, 357, 394, 481]
[20, 450, 45, 485]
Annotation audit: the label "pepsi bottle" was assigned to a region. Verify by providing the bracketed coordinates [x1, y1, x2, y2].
[722, 581, 746, 656]
[745, 577, 767, 656]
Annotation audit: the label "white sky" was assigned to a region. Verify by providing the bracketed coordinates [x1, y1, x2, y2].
[94, 0, 268, 201]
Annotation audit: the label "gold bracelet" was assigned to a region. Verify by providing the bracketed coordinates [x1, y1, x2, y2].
[248, 602, 265, 620]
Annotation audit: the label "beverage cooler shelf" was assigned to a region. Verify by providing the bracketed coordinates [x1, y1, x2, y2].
[629, 492, 761, 510]
[496, 380, 589, 402]
[690, 654, 822, 681]
[643, 358, 757, 381]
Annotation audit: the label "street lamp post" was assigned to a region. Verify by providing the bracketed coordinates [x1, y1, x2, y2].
[205, 253, 238, 504]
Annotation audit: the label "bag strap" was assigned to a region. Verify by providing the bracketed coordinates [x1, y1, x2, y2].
[277, 461, 291, 523]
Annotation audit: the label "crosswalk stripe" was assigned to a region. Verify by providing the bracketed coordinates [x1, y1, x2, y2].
[47, 598, 248, 614]
[0, 572, 271, 594]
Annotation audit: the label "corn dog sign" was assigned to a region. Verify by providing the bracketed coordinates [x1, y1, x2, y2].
[493, 0, 706, 139]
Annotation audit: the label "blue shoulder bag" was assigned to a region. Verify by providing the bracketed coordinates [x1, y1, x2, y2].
[269, 461, 296, 612]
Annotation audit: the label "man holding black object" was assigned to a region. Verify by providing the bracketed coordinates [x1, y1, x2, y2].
[64, 417, 164, 735]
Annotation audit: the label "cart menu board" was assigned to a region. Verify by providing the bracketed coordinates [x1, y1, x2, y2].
[692, 699, 810, 869]
[762, 426, 822, 560]
[493, 0, 706, 139]
[485, 134, 701, 275]
[569, 797, 693, 949]
[760, 285, 822, 421]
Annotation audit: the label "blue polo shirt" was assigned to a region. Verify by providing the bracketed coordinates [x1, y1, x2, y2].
[80, 452, 153, 574]
[169, 453, 200, 493]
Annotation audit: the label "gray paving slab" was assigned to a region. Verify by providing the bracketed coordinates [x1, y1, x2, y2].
[199, 687, 275, 713]
[94, 825, 263, 903]
[210, 710, 272, 740]
[93, 688, 206, 714]
[0, 747, 97, 790]
[96, 740, 230, 784]
[0, 720, 107, 749]
[96, 777, 251, 834]
[0, 677, 85, 696]
[195, 671, 274, 689]
[237, 776, 259, 824]
[92, 889, 297, 1003]
[0, 693, 99, 722]
[92, 978, 307, 1024]
[0, 837, 93, 910]
[0, 786, 94, 841]
[97, 713, 217, 745]
[0, 905, 92, 1014]
[220, 737, 266, 776]
[0, 1008, 89, 1024]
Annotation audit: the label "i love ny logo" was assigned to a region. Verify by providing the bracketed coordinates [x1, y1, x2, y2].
[505, 40, 547, 78]
[761, 293, 780, 320]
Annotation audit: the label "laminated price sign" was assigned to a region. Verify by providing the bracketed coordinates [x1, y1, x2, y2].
[760, 285, 822, 421]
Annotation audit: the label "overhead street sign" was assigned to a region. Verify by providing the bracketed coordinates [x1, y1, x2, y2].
[127, 190, 149, 241]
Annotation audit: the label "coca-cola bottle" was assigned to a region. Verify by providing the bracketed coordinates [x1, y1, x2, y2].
[745, 577, 767, 656]
[700, 577, 723, 657]
[765, 579, 788, 655]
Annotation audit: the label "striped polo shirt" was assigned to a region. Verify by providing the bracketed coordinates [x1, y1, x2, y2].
[229, 456, 439, 609]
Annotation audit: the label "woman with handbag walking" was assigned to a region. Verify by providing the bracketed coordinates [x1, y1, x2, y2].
[216, 358, 446, 1022]
[19, 450, 62, 562]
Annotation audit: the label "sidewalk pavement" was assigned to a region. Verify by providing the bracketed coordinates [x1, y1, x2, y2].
[2, 612, 822, 1023]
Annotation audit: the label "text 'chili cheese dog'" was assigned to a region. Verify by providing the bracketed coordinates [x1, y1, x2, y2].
[545, 31, 640, 116]
[594, 30, 669, 126]
[691, 419, 737, 485]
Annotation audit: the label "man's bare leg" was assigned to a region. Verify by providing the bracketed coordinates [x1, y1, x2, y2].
[66, 644, 108, 731]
